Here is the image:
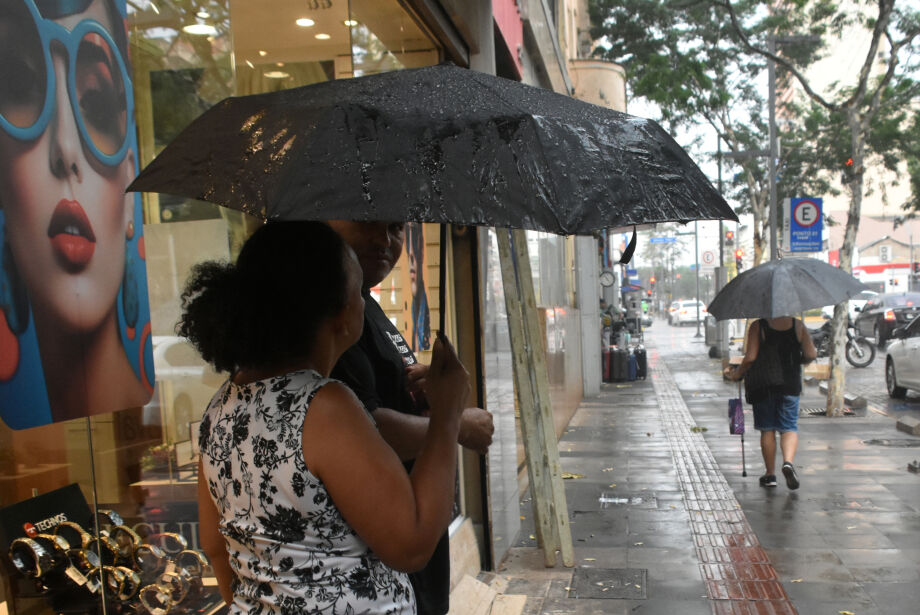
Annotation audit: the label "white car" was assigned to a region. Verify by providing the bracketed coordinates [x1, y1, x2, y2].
[672, 300, 707, 325]
[886, 317, 920, 398]
[821, 290, 878, 321]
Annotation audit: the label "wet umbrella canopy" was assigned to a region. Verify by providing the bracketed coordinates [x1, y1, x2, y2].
[707, 258, 870, 320]
[128, 64, 736, 233]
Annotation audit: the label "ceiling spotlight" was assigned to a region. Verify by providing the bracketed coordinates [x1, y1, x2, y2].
[245, 60, 254, 68]
[196, 10, 210, 19]
[182, 23, 217, 36]
[343, 19, 358, 27]
[296, 18, 315, 27]
[315, 33, 331, 40]
[258, 50, 268, 56]
[264, 71, 290, 79]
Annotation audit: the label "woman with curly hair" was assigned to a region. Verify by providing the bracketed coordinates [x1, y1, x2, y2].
[184, 221, 469, 614]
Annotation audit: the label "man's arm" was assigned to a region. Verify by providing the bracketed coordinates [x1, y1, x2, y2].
[374, 406, 494, 460]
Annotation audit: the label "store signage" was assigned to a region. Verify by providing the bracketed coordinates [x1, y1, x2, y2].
[649, 237, 677, 244]
[0, 484, 90, 551]
[783, 197, 823, 252]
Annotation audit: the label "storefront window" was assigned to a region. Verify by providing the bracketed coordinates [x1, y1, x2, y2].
[0, 2, 440, 613]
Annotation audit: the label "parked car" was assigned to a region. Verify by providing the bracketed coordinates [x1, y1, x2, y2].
[885, 317, 920, 398]
[853, 292, 920, 347]
[821, 290, 878, 321]
[672, 300, 708, 325]
[667, 301, 680, 324]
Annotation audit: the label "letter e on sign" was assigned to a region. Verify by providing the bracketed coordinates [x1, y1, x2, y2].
[793, 200, 820, 227]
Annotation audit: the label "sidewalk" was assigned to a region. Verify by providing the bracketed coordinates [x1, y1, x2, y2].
[482, 327, 920, 615]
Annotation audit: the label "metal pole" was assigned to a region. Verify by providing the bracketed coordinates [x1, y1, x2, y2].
[768, 36, 779, 261]
[717, 138, 729, 356]
[694, 220, 702, 337]
[718, 139, 724, 269]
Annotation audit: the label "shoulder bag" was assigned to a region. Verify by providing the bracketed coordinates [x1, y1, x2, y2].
[743, 319, 785, 403]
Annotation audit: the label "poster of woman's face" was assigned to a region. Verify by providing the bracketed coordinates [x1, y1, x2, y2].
[406, 222, 430, 352]
[0, 0, 154, 429]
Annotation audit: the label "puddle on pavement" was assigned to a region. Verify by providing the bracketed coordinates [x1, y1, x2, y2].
[862, 438, 920, 447]
[571, 567, 647, 600]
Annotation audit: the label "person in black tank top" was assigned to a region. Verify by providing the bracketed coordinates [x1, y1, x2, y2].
[725, 317, 817, 490]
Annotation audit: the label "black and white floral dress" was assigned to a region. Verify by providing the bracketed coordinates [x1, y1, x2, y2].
[199, 369, 415, 614]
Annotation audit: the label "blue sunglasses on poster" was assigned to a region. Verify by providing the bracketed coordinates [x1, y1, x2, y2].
[0, 0, 133, 166]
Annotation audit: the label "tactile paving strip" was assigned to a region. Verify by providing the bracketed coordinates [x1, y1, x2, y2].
[649, 350, 799, 615]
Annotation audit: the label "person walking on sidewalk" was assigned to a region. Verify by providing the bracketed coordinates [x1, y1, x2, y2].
[724, 317, 817, 490]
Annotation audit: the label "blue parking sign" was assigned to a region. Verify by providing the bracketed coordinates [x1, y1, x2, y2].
[787, 197, 823, 252]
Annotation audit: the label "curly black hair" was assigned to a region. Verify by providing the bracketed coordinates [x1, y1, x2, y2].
[177, 221, 350, 374]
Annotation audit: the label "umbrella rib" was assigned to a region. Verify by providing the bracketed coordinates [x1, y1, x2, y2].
[466, 71, 569, 232]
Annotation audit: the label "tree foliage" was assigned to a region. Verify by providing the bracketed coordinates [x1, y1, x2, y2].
[589, 0, 920, 259]
[590, 0, 920, 415]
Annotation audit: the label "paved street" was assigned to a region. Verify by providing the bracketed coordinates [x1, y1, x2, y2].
[488, 319, 920, 615]
[840, 345, 920, 423]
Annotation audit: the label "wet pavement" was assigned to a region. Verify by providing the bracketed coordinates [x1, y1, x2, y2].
[484, 324, 920, 614]
[838, 345, 920, 423]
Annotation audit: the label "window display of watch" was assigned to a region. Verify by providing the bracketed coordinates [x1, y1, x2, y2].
[6, 514, 210, 615]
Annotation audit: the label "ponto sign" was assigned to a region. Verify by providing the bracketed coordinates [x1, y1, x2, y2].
[783, 197, 823, 252]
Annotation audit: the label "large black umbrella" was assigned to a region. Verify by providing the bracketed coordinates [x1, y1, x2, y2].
[128, 63, 736, 232]
[707, 258, 870, 320]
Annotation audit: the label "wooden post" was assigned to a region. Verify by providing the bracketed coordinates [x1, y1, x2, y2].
[496, 228, 574, 567]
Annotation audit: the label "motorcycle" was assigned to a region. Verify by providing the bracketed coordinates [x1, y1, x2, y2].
[809, 317, 876, 368]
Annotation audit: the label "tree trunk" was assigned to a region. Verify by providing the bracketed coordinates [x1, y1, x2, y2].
[826, 110, 865, 417]
[752, 226, 765, 267]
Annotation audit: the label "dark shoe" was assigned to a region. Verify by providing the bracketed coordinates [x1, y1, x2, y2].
[782, 462, 800, 490]
[759, 474, 777, 488]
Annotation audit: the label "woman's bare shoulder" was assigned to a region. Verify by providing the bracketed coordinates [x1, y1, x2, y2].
[308, 381, 366, 419]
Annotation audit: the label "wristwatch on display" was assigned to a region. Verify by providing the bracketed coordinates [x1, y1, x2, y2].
[133, 543, 168, 580]
[95, 509, 125, 529]
[156, 564, 192, 604]
[113, 566, 142, 601]
[66, 547, 102, 593]
[87, 533, 120, 566]
[54, 521, 94, 550]
[110, 525, 143, 561]
[9, 537, 55, 579]
[139, 583, 174, 615]
[147, 532, 188, 555]
[175, 550, 209, 578]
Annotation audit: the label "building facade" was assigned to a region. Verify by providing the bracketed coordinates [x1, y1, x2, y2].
[0, 2, 626, 613]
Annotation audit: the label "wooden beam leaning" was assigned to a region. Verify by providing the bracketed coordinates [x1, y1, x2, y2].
[495, 228, 574, 567]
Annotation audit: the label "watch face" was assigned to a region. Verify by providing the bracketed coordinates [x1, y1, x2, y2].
[600, 271, 615, 287]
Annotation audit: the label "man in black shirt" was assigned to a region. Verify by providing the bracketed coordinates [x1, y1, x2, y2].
[328, 220, 494, 615]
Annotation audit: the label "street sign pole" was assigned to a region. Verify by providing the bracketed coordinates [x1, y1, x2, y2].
[694, 221, 702, 338]
[768, 36, 779, 261]
[717, 138, 728, 357]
